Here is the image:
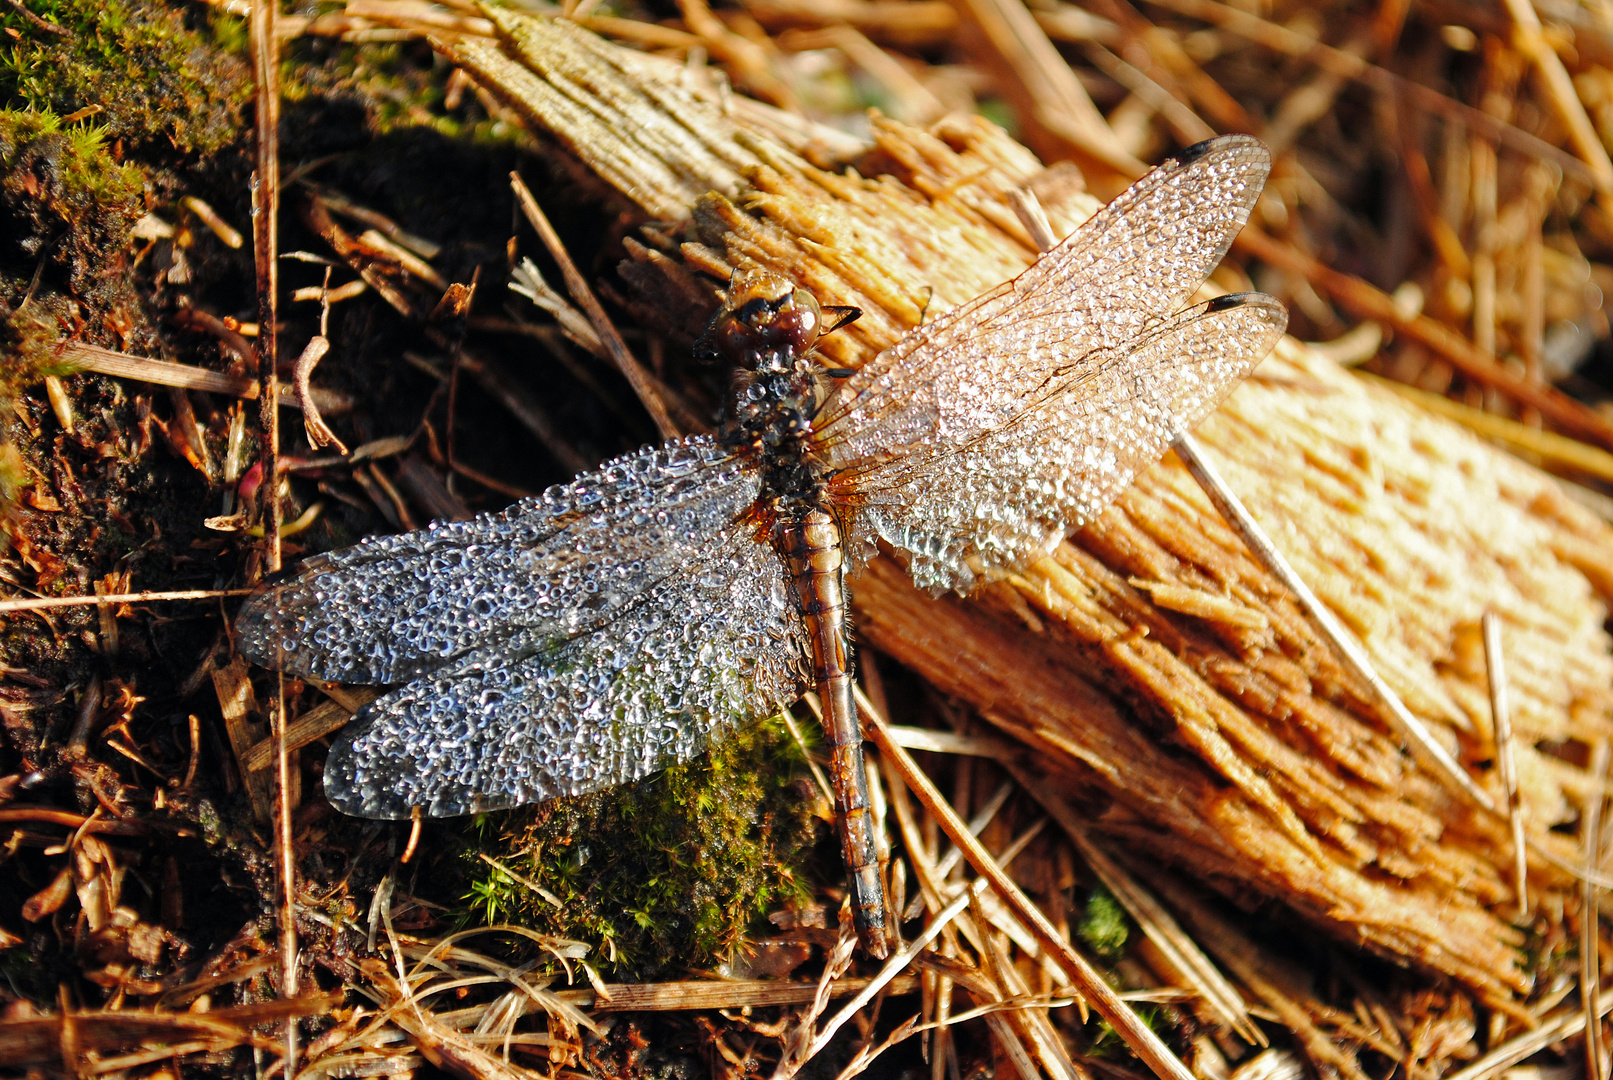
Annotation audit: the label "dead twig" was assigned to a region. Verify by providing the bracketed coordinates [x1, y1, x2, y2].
[1444, 987, 1613, 1080]
[183, 195, 245, 249]
[949, 0, 1142, 176]
[1498, 0, 1613, 199]
[291, 336, 343, 452]
[507, 171, 679, 440]
[295, 268, 348, 453]
[1234, 227, 1613, 455]
[1140, 0, 1601, 192]
[0, 994, 342, 1070]
[0, 807, 146, 835]
[57, 342, 351, 413]
[775, 889, 972, 1079]
[249, 2, 296, 1069]
[240, 688, 382, 771]
[1017, 769, 1262, 1045]
[0, 588, 254, 614]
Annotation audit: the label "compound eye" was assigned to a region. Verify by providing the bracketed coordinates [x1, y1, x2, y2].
[770, 289, 822, 350]
[790, 289, 821, 330]
[714, 315, 763, 361]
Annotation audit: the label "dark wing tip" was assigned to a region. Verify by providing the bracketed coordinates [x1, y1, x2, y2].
[1201, 291, 1289, 341]
[1204, 291, 1269, 313]
[1171, 133, 1267, 166]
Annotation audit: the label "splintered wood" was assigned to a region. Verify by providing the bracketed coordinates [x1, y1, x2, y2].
[713, 126, 1613, 1007]
[456, 10, 1613, 1010]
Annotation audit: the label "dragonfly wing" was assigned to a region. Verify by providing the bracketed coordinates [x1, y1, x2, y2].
[236, 436, 759, 684]
[815, 135, 1272, 481]
[323, 522, 808, 818]
[856, 293, 1287, 592]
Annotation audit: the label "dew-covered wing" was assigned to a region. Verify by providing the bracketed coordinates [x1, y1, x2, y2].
[856, 293, 1287, 592]
[814, 135, 1271, 486]
[323, 521, 808, 818]
[236, 437, 759, 685]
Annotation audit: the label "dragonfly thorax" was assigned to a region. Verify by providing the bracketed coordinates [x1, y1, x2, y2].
[705, 271, 835, 507]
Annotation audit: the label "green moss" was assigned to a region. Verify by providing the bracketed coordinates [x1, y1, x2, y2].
[210, 9, 249, 56]
[1086, 1004, 1170, 1058]
[1076, 885, 1130, 959]
[0, 109, 143, 364]
[269, 14, 540, 154]
[0, 303, 65, 404]
[0, 0, 249, 156]
[975, 98, 1018, 139]
[461, 714, 816, 978]
[0, 109, 143, 281]
[0, 108, 146, 518]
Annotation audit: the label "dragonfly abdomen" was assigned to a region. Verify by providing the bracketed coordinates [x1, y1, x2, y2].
[774, 506, 889, 958]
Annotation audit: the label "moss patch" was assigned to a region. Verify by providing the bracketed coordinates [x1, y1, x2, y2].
[0, 110, 143, 305]
[1076, 885, 1130, 960]
[0, 0, 249, 156]
[462, 715, 817, 977]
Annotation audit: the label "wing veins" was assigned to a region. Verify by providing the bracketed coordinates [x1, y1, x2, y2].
[236, 437, 762, 685]
[812, 136, 1274, 485]
[323, 519, 809, 818]
[850, 291, 1287, 592]
[830, 293, 1227, 492]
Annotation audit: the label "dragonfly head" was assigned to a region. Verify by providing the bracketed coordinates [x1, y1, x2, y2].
[698, 270, 823, 370]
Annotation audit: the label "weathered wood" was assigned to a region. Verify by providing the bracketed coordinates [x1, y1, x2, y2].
[448, 8, 1613, 1008]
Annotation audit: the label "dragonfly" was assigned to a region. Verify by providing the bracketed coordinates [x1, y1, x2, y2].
[237, 134, 1287, 959]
